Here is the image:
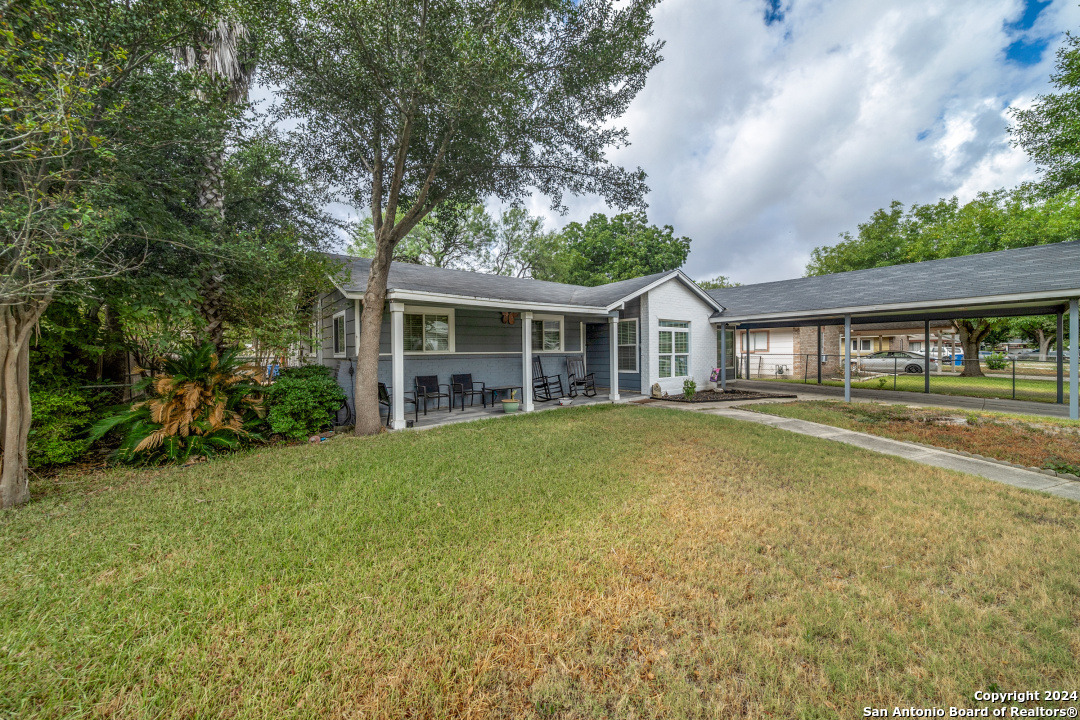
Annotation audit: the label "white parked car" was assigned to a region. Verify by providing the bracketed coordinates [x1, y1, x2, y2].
[859, 351, 940, 374]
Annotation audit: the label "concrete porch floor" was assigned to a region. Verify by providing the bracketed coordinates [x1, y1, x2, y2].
[393, 390, 643, 429]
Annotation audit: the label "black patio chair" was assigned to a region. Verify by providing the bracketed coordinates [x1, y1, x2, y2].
[451, 373, 486, 410]
[566, 357, 597, 398]
[378, 382, 418, 426]
[414, 375, 452, 414]
[532, 357, 564, 402]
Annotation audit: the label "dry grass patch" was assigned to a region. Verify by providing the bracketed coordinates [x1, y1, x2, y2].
[747, 400, 1080, 472]
[2, 405, 1079, 719]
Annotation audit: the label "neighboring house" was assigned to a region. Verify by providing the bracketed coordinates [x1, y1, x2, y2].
[728, 321, 959, 378]
[314, 255, 722, 427]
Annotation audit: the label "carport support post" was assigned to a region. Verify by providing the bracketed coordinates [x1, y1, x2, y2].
[608, 313, 621, 402]
[745, 330, 751, 380]
[844, 315, 851, 402]
[719, 323, 727, 392]
[389, 302, 405, 429]
[1058, 310, 1065, 404]
[816, 325, 822, 385]
[1070, 299, 1078, 421]
[924, 319, 931, 394]
[522, 311, 534, 412]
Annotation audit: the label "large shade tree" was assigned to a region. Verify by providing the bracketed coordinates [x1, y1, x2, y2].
[1011, 31, 1080, 195]
[541, 210, 691, 286]
[256, 0, 663, 434]
[0, 0, 221, 507]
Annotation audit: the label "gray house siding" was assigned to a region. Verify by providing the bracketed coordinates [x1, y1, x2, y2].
[318, 291, 356, 398]
[585, 308, 641, 393]
[317, 293, 590, 416]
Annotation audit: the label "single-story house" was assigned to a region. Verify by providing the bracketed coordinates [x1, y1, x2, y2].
[312, 255, 723, 427]
[315, 241, 1080, 424]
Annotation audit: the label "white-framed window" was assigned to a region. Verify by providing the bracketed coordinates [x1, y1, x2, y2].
[910, 341, 923, 353]
[842, 336, 874, 352]
[332, 310, 347, 357]
[658, 320, 690, 378]
[747, 330, 769, 352]
[618, 319, 638, 373]
[531, 314, 563, 352]
[404, 306, 455, 353]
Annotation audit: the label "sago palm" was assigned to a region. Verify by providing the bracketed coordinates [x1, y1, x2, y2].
[90, 343, 266, 464]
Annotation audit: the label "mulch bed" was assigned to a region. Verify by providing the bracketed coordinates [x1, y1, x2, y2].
[659, 389, 798, 403]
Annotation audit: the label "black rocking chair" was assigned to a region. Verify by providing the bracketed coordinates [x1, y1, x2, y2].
[414, 375, 453, 414]
[566, 357, 597, 398]
[532, 357, 564, 402]
[451, 373, 486, 410]
[378, 382, 418, 426]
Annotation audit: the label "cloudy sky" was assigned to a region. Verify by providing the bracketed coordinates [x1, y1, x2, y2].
[517, 0, 1080, 284]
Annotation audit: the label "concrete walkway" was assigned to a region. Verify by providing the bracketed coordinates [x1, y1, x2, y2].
[651, 401, 1080, 502]
[734, 379, 1072, 418]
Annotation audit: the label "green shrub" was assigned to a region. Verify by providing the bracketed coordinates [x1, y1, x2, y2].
[683, 378, 696, 400]
[986, 352, 1008, 370]
[264, 365, 346, 439]
[28, 389, 93, 467]
[90, 344, 266, 464]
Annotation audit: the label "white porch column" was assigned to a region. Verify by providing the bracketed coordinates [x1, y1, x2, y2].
[844, 314, 852, 403]
[608, 313, 620, 402]
[1070, 298, 1078, 421]
[719, 323, 727, 391]
[390, 301, 405, 428]
[521, 311, 534, 412]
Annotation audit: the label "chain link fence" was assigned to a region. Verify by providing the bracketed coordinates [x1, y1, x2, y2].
[75, 383, 145, 412]
[734, 353, 1067, 404]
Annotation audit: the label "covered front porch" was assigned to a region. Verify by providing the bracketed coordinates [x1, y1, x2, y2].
[393, 387, 643, 429]
[375, 301, 639, 429]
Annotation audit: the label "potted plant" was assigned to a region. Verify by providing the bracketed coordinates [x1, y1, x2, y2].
[500, 389, 520, 413]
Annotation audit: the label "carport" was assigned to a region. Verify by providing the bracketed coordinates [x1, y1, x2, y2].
[707, 241, 1080, 420]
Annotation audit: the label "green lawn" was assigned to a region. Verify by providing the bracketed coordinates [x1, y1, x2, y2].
[3, 405, 1080, 718]
[763, 373, 1066, 402]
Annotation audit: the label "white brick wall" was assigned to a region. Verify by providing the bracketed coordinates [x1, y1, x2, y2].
[640, 279, 719, 396]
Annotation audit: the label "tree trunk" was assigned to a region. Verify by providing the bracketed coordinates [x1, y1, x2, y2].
[0, 299, 50, 508]
[100, 303, 130, 384]
[1036, 329, 1051, 362]
[956, 320, 989, 378]
[197, 264, 227, 353]
[196, 148, 228, 353]
[354, 233, 396, 436]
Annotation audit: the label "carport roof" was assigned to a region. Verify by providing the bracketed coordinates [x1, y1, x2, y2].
[707, 241, 1080, 326]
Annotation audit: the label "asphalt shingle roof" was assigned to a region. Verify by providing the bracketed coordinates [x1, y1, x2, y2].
[328, 254, 674, 309]
[707, 241, 1080, 320]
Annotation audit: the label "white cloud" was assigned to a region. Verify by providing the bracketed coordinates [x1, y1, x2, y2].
[526, 0, 1080, 283]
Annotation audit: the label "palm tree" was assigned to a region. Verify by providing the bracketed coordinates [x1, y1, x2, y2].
[175, 20, 254, 351]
